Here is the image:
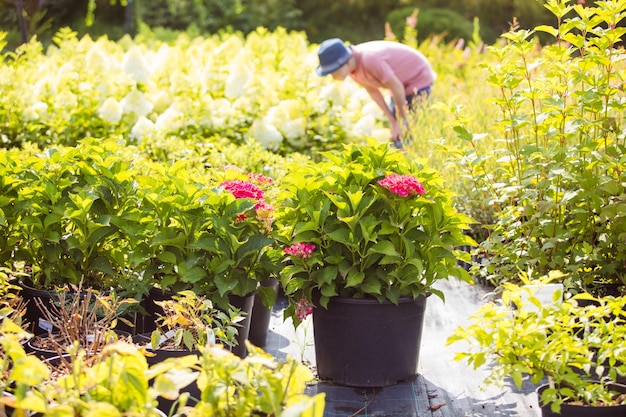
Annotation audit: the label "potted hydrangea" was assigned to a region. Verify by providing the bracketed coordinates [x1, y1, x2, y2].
[276, 140, 475, 387]
[142, 165, 281, 358]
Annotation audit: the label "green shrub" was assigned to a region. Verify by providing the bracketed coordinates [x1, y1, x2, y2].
[386, 7, 478, 44]
[459, 0, 626, 294]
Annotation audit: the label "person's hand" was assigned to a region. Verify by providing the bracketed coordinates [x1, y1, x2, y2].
[390, 119, 402, 141]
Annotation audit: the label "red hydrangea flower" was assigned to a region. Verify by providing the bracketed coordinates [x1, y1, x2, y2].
[284, 242, 316, 259]
[378, 174, 425, 197]
[221, 180, 264, 200]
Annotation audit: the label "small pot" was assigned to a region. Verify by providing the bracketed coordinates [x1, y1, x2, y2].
[537, 382, 626, 417]
[131, 333, 200, 415]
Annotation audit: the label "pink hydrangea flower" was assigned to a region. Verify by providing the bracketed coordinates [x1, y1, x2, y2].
[221, 180, 264, 200]
[220, 164, 243, 172]
[248, 173, 274, 186]
[284, 242, 316, 259]
[295, 298, 313, 321]
[378, 174, 425, 197]
[254, 200, 275, 233]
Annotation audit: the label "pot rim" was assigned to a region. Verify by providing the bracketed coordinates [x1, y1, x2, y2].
[323, 293, 430, 306]
[537, 381, 626, 408]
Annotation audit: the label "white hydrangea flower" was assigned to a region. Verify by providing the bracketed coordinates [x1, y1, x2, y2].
[266, 100, 307, 145]
[231, 95, 253, 112]
[369, 128, 391, 143]
[225, 51, 251, 99]
[249, 117, 283, 151]
[351, 115, 390, 143]
[33, 76, 57, 97]
[318, 83, 345, 106]
[54, 90, 78, 111]
[122, 47, 151, 83]
[57, 62, 77, 78]
[98, 97, 123, 123]
[148, 90, 172, 114]
[282, 118, 307, 141]
[155, 105, 184, 133]
[85, 44, 110, 71]
[121, 90, 153, 117]
[362, 101, 385, 120]
[130, 116, 156, 141]
[282, 119, 308, 148]
[351, 114, 376, 137]
[208, 98, 235, 130]
[22, 101, 48, 122]
[78, 82, 93, 94]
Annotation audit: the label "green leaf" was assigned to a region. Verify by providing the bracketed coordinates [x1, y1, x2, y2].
[369, 240, 399, 257]
[345, 270, 365, 287]
[12, 355, 50, 385]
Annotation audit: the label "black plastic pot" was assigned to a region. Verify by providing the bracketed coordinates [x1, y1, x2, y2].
[538, 383, 626, 417]
[132, 333, 200, 415]
[313, 294, 428, 387]
[17, 280, 59, 336]
[18, 279, 142, 336]
[141, 288, 255, 358]
[248, 278, 280, 347]
[227, 291, 256, 358]
[27, 330, 132, 360]
[140, 287, 174, 334]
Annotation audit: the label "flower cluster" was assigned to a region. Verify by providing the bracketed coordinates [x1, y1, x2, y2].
[295, 298, 314, 321]
[221, 178, 275, 234]
[221, 180, 265, 200]
[253, 200, 276, 234]
[248, 173, 274, 186]
[378, 174, 425, 197]
[284, 242, 315, 259]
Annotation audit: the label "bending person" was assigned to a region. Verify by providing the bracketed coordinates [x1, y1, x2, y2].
[315, 38, 436, 149]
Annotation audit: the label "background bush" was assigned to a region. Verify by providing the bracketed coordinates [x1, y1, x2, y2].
[386, 7, 485, 45]
[2, 0, 561, 52]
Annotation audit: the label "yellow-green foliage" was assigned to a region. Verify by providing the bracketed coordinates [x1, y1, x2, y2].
[3, 0, 626, 294]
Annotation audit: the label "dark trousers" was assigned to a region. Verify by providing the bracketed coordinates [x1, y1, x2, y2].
[389, 85, 432, 116]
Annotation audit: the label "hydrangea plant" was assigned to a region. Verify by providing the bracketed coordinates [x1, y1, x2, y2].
[276, 141, 476, 325]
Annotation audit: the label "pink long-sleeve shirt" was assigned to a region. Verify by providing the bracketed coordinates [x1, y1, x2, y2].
[349, 41, 436, 96]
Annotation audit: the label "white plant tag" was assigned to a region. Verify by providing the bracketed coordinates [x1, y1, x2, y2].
[156, 330, 175, 347]
[206, 327, 215, 345]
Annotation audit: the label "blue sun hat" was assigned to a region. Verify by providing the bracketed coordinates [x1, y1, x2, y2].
[315, 38, 353, 76]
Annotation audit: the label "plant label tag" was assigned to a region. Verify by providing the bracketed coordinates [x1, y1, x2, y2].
[156, 331, 174, 347]
[38, 318, 53, 332]
[206, 327, 215, 345]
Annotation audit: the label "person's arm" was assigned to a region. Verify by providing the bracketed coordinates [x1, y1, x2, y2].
[363, 85, 403, 141]
[383, 74, 409, 139]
